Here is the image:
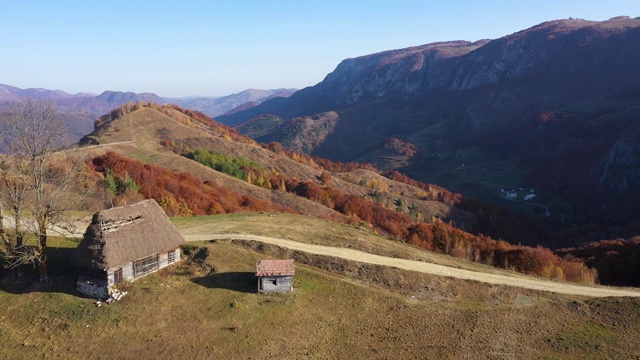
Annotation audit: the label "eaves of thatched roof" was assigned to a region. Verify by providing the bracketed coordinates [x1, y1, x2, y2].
[72, 199, 185, 270]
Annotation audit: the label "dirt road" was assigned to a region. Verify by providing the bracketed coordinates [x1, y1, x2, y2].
[185, 233, 640, 298]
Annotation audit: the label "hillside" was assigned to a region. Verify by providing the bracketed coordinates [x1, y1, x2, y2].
[224, 17, 640, 243]
[1, 214, 639, 359]
[77, 103, 473, 226]
[70, 103, 629, 285]
[4, 103, 640, 358]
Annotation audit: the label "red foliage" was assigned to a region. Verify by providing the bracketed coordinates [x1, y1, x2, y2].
[312, 156, 378, 172]
[382, 170, 462, 205]
[556, 237, 640, 286]
[273, 165, 594, 283]
[384, 137, 418, 157]
[406, 223, 434, 251]
[89, 151, 293, 216]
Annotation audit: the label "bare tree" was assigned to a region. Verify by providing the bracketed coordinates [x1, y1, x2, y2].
[0, 154, 31, 275]
[0, 99, 81, 286]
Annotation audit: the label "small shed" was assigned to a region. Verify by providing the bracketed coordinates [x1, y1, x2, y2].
[71, 199, 185, 299]
[256, 259, 295, 293]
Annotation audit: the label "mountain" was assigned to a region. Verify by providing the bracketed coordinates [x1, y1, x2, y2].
[77, 102, 617, 285]
[78, 102, 474, 228]
[165, 88, 296, 117]
[0, 86, 167, 142]
[0, 84, 295, 144]
[3, 104, 640, 360]
[0, 84, 88, 102]
[223, 17, 640, 238]
[237, 112, 339, 154]
[56, 90, 166, 115]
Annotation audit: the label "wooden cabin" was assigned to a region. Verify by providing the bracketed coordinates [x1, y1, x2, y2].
[256, 259, 295, 293]
[71, 199, 185, 299]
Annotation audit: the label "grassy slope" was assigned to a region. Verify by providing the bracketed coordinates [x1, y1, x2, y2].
[174, 213, 521, 275]
[10, 106, 633, 357]
[1, 217, 639, 359]
[78, 106, 476, 226]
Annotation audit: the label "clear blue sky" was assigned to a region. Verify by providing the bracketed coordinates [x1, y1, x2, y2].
[1, 0, 639, 97]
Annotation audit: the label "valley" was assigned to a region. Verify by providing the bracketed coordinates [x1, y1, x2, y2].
[225, 17, 640, 246]
[2, 11, 640, 360]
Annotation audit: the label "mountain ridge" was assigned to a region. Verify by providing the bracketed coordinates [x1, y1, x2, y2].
[224, 16, 640, 240]
[0, 85, 297, 145]
[165, 88, 297, 117]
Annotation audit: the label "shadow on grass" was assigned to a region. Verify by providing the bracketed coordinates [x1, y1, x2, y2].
[0, 247, 89, 298]
[191, 271, 257, 293]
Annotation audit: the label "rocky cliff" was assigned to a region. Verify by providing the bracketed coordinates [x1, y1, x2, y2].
[223, 17, 640, 230]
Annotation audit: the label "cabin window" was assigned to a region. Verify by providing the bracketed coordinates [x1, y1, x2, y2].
[114, 268, 123, 283]
[133, 254, 159, 278]
[271, 278, 278, 286]
[168, 250, 176, 264]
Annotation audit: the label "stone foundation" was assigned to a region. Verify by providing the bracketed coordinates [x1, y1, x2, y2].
[77, 279, 109, 299]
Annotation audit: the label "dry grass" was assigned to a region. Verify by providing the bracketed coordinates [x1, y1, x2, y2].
[173, 213, 528, 276]
[15, 107, 633, 358]
[74, 106, 474, 224]
[1, 237, 639, 359]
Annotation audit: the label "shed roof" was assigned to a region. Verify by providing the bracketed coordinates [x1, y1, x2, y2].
[72, 199, 185, 271]
[256, 259, 295, 277]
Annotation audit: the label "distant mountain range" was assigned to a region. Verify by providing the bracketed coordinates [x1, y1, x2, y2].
[166, 88, 297, 117]
[0, 84, 296, 142]
[221, 16, 640, 234]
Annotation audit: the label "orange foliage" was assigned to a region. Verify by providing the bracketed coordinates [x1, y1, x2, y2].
[319, 172, 332, 185]
[271, 163, 595, 283]
[384, 137, 418, 157]
[382, 170, 462, 205]
[89, 151, 293, 216]
[556, 237, 640, 286]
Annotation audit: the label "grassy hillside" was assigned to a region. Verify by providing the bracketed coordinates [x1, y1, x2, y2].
[70, 104, 614, 284]
[77, 103, 473, 225]
[1, 216, 639, 359]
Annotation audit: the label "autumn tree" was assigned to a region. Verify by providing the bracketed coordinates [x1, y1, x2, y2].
[319, 172, 332, 186]
[0, 99, 82, 286]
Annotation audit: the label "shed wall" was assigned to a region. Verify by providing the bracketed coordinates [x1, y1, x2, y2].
[259, 276, 293, 293]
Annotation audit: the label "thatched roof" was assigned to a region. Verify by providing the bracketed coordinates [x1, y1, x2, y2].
[72, 199, 185, 271]
[256, 259, 295, 277]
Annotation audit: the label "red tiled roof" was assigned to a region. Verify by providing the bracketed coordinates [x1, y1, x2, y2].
[256, 259, 295, 276]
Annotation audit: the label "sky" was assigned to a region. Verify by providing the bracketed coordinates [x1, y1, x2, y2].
[1, 1, 639, 97]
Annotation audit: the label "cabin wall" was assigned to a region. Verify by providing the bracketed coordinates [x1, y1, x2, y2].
[258, 276, 293, 293]
[159, 248, 181, 270]
[159, 252, 169, 269]
[77, 249, 183, 299]
[122, 262, 134, 281]
[172, 248, 181, 263]
[107, 263, 134, 286]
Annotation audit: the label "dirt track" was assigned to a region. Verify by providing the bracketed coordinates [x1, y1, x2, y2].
[185, 233, 640, 298]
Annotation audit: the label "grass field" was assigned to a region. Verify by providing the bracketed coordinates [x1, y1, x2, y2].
[173, 213, 535, 276]
[1, 214, 639, 359]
